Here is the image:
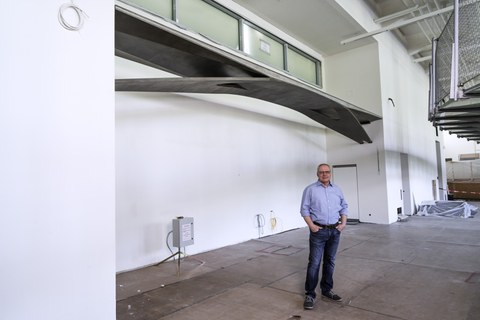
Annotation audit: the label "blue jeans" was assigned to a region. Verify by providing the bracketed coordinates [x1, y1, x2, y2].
[305, 228, 341, 298]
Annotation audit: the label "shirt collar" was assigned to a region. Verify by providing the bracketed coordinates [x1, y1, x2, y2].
[316, 180, 332, 187]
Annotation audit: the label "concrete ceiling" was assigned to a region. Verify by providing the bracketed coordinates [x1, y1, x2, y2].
[231, 0, 454, 69]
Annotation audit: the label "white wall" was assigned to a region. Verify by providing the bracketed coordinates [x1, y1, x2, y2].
[443, 132, 480, 160]
[0, 2, 115, 320]
[324, 36, 442, 222]
[324, 43, 390, 224]
[377, 33, 442, 216]
[115, 59, 327, 272]
[325, 0, 447, 221]
[115, 0, 448, 273]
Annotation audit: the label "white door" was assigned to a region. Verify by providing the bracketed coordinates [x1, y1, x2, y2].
[436, 141, 446, 200]
[400, 153, 412, 214]
[332, 165, 359, 221]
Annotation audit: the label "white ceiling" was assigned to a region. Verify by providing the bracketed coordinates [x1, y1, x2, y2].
[231, 0, 454, 69]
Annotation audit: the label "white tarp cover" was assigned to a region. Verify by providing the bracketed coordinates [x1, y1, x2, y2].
[418, 200, 478, 218]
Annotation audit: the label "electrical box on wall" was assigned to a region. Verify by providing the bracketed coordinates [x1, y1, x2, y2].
[172, 217, 194, 248]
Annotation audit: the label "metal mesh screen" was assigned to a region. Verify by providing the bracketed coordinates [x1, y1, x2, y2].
[434, 0, 480, 105]
[434, 13, 454, 105]
[458, 0, 480, 91]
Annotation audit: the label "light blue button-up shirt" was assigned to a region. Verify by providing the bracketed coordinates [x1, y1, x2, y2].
[300, 181, 348, 225]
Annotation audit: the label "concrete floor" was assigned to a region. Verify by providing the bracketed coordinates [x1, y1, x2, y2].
[117, 204, 480, 320]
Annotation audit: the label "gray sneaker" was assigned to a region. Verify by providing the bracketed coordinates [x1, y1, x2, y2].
[303, 295, 315, 309]
[322, 291, 342, 302]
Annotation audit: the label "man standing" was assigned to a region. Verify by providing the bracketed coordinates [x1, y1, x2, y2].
[300, 163, 348, 310]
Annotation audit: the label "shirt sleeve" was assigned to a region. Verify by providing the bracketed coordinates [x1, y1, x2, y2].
[338, 187, 349, 216]
[300, 186, 311, 217]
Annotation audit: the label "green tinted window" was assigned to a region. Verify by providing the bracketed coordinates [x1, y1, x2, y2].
[177, 0, 239, 50]
[126, 0, 172, 19]
[287, 48, 318, 85]
[242, 24, 284, 70]
[124, 0, 321, 87]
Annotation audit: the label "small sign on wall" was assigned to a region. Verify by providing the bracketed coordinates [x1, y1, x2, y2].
[260, 40, 271, 54]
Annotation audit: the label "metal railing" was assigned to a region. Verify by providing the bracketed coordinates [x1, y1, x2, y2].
[431, 0, 480, 108]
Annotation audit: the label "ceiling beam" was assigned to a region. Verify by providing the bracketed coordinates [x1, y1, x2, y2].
[441, 124, 480, 128]
[440, 127, 480, 131]
[455, 131, 480, 135]
[433, 114, 480, 121]
[448, 130, 480, 134]
[373, 5, 426, 24]
[438, 106, 480, 113]
[414, 55, 432, 63]
[409, 44, 432, 56]
[435, 120, 480, 125]
[341, 5, 453, 45]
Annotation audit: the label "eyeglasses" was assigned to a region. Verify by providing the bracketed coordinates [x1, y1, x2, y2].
[318, 171, 331, 174]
